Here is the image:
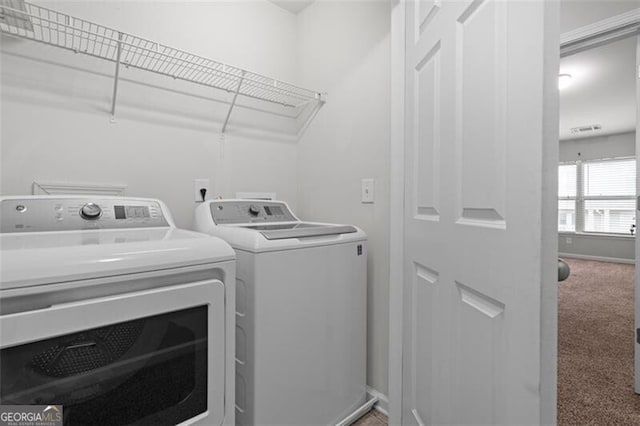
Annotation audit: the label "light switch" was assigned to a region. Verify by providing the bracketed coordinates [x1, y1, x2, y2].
[361, 178, 375, 203]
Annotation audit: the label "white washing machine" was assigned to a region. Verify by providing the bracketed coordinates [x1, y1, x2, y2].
[0, 196, 236, 426]
[193, 199, 368, 426]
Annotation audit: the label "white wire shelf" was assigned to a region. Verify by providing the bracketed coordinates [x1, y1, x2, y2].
[0, 0, 325, 132]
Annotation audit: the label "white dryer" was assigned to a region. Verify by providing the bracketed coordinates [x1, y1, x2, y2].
[193, 199, 367, 426]
[0, 196, 235, 426]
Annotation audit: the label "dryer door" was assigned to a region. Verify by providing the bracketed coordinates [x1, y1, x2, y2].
[0, 280, 226, 426]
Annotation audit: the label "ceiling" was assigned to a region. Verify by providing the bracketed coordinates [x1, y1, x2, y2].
[558, 0, 638, 141]
[560, 0, 639, 33]
[267, 0, 315, 15]
[559, 35, 637, 140]
[263, 0, 637, 141]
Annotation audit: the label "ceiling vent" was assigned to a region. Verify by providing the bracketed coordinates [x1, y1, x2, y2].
[570, 124, 602, 135]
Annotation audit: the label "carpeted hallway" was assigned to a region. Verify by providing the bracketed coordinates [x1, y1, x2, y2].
[558, 258, 640, 425]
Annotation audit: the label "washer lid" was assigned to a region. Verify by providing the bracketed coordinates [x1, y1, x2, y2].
[192, 199, 367, 252]
[0, 228, 235, 290]
[240, 223, 358, 240]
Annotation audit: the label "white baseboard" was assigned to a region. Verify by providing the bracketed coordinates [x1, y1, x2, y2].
[559, 253, 635, 265]
[336, 395, 379, 426]
[366, 387, 389, 417]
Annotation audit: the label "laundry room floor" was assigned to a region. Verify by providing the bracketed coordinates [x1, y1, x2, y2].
[353, 409, 388, 426]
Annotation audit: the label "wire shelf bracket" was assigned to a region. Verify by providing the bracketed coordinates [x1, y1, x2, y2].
[110, 31, 123, 123]
[0, 0, 326, 133]
[222, 71, 246, 134]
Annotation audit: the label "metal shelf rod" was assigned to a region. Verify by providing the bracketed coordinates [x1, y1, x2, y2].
[110, 32, 123, 121]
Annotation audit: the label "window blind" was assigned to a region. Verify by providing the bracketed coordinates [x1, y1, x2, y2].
[558, 158, 636, 235]
[582, 158, 635, 234]
[558, 164, 577, 232]
[559, 164, 577, 198]
[582, 159, 635, 197]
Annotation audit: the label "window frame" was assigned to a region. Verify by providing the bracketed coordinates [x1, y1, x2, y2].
[558, 156, 636, 237]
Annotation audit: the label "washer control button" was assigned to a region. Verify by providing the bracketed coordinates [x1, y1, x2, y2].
[80, 203, 102, 220]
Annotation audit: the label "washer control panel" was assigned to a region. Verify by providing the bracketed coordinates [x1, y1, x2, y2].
[209, 200, 297, 224]
[1, 198, 170, 233]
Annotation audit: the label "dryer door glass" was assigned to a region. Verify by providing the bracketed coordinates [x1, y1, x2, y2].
[0, 305, 208, 425]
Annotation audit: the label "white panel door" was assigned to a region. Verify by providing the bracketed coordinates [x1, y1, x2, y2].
[402, 1, 557, 423]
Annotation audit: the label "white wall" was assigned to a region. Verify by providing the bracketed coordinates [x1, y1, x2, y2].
[1, 0, 300, 228]
[560, 131, 635, 161]
[558, 132, 636, 262]
[295, 0, 391, 396]
[1, 0, 393, 396]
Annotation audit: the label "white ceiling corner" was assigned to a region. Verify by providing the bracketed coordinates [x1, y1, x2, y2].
[267, 0, 315, 15]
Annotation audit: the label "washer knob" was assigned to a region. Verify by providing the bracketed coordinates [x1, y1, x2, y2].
[248, 204, 260, 216]
[80, 203, 102, 220]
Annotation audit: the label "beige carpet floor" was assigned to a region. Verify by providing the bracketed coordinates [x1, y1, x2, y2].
[558, 258, 640, 425]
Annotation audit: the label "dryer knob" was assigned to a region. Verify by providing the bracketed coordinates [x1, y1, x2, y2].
[80, 203, 102, 220]
[248, 204, 260, 216]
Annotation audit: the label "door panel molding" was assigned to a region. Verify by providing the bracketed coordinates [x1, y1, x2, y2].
[416, 0, 441, 42]
[457, 207, 505, 228]
[413, 40, 441, 221]
[456, 281, 505, 318]
[455, 0, 508, 228]
[410, 262, 438, 425]
[454, 284, 507, 425]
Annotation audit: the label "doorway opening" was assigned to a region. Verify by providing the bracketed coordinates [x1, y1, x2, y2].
[557, 23, 639, 424]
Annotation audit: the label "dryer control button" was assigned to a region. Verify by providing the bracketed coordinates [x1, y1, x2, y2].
[80, 203, 102, 220]
[248, 204, 260, 216]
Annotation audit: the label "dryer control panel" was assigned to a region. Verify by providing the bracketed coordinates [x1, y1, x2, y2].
[1, 197, 169, 233]
[209, 200, 297, 224]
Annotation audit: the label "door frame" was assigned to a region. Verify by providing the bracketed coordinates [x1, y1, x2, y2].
[388, 5, 640, 425]
[560, 8, 640, 57]
[388, 1, 406, 424]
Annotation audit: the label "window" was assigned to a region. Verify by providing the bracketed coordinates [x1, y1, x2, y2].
[558, 164, 577, 232]
[558, 158, 636, 235]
